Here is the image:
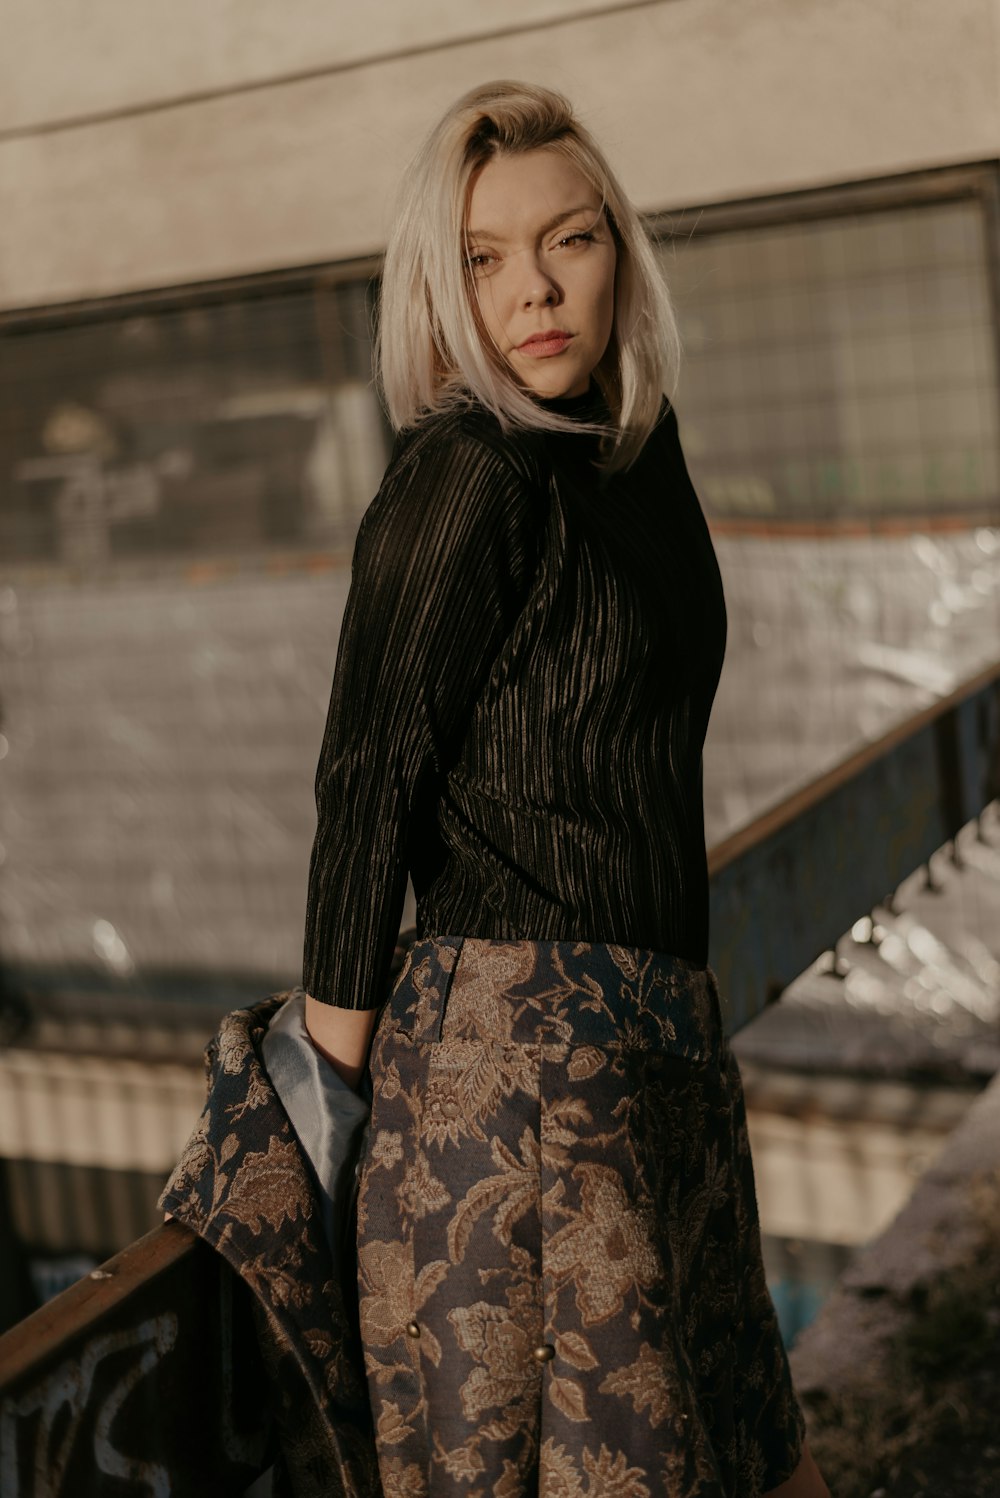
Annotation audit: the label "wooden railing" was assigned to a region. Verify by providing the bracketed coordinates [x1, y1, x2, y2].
[2, 660, 998, 1497]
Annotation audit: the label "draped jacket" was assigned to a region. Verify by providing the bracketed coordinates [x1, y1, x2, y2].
[158, 992, 382, 1498]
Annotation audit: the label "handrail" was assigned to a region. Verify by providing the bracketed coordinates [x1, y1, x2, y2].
[2, 658, 999, 1494]
[709, 657, 1000, 1031]
[0, 1223, 270, 1496]
[0, 1222, 192, 1394]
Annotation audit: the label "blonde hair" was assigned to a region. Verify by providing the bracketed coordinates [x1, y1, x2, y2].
[376, 80, 681, 473]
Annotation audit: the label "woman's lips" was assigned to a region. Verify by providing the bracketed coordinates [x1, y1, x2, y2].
[517, 332, 573, 358]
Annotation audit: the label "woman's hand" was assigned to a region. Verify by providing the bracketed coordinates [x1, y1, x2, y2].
[304, 995, 379, 1093]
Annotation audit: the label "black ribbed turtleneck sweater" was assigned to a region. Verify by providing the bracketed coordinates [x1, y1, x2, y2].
[302, 386, 728, 1008]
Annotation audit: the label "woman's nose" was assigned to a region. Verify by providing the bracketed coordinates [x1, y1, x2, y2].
[520, 257, 560, 308]
[527, 284, 557, 308]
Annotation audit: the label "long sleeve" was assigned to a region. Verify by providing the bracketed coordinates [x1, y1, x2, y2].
[302, 420, 542, 1009]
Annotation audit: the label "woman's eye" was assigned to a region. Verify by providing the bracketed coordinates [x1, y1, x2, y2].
[555, 231, 595, 249]
[467, 251, 496, 271]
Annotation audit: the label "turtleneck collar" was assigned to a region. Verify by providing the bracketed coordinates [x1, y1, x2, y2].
[533, 380, 610, 424]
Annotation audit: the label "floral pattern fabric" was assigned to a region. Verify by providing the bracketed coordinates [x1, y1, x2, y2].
[158, 993, 382, 1498]
[357, 937, 807, 1498]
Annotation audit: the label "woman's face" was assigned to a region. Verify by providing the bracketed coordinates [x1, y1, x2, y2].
[465, 147, 617, 401]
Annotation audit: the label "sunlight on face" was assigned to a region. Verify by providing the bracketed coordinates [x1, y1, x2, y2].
[465, 147, 617, 400]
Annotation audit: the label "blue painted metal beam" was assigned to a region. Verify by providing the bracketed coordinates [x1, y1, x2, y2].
[708, 660, 1000, 1034]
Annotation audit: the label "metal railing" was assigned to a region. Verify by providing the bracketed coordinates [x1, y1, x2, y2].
[2, 660, 998, 1497]
[710, 658, 1000, 1032]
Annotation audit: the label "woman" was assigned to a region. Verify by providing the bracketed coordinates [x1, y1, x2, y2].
[302, 80, 830, 1498]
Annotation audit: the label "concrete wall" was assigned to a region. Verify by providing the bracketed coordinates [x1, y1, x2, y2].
[0, 0, 636, 128]
[1, 0, 999, 309]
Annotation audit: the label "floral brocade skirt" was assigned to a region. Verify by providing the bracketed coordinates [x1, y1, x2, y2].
[355, 936, 807, 1497]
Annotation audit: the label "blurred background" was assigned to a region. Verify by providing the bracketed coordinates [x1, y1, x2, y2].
[1, 0, 999, 1383]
